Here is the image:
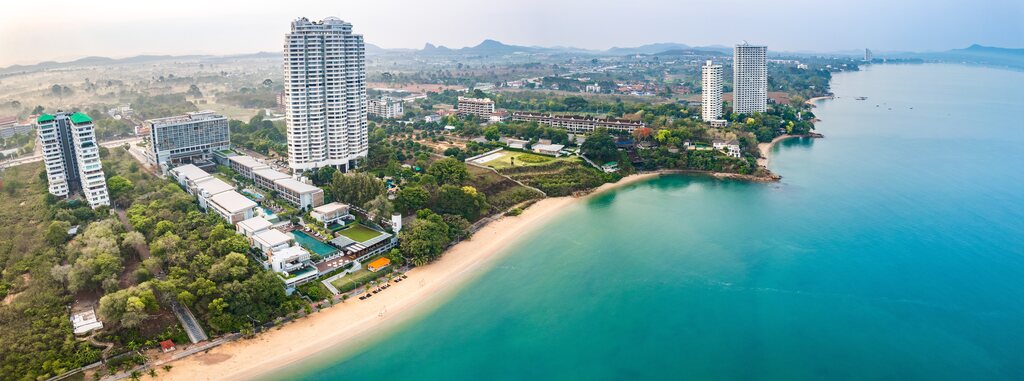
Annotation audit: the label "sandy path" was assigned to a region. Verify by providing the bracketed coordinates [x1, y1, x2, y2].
[160, 173, 660, 381]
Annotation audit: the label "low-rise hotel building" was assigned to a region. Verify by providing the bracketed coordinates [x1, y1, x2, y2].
[274, 177, 323, 210]
[310, 202, 352, 227]
[227, 155, 271, 179]
[208, 191, 258, 224]
[511, 112, 644, 134]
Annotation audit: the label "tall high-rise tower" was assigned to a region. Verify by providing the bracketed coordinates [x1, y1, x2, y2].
[284, 17, 367, 173]
[36, 112, 110, 208]
[733, 43, 768, 115]
[701, 60, 723, 122]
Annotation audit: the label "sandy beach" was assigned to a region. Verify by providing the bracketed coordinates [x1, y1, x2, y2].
[757, 134, 800, 167]
[159, 172, 661, 381]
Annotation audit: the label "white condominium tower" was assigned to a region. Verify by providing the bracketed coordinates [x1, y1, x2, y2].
[284, 17, 368, 173]
[733, 43, 768, 115]
[36, 112, 110, 208]
[701, 60, 723, 121]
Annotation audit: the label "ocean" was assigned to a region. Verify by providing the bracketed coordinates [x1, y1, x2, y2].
[270, 64, 1024, 380]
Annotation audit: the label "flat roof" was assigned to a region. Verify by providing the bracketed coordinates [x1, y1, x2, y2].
[253, 229, 294, 247]
[147, 111, 226, 127]
[368, 257, 391, 269]
[228, 155, 269, 170]
[209, 190, 257, 213]
[237, 216, 273, 233]
[171, 164, 212, 182]
[253, 168, 290, 181]
[312, 202, 349, 214]
[271, 245, 310, 261]
[533, 143, 565, 151]
[194, 177, 234, 196]
[274, 178, 321, 194]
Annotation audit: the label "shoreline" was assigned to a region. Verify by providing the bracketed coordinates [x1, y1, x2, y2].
[157, 172, 662, 381]
[757, 133, 824, 168]
[804, 95, 833, 107]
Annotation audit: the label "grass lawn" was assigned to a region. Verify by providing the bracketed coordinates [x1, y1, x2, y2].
[337, 223, 383, 242]
[482, 151, 577, 170]
[330, 268, 390, 293]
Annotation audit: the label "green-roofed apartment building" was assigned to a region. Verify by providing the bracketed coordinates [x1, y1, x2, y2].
[36, 111, 110, 208]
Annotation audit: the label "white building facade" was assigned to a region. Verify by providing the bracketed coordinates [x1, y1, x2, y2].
[457, 97, 495, 117]
[701, 60, 723, 122]
[368, 96, 404, 118]
[733, 43, 768, 115]
[36, 112, 110, 208]
[146, 111, 229, 171]
[284, 17, 368, 173]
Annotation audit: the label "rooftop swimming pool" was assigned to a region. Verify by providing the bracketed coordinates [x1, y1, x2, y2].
[291, 230, 337, 256]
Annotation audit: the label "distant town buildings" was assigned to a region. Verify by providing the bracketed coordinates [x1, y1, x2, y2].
[585, 83, 602, 93]
[284, 17, 368, 173]
[145, 111, 229, 171]
[36, 112, 110, 208]
[511, 112, 645, 134]
[0, 116, 33, 139]
[701, 60, 724, 122]
[733, 43, 768, 115]
[457, 96, 495, 117]
[368, 96, 404, 118]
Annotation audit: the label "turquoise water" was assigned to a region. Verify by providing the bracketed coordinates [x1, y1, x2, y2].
[271, 64, 1024, 380]
[290, 231, 338, 256]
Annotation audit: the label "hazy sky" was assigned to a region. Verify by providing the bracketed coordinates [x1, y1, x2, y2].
[1, 0, 1022, 66]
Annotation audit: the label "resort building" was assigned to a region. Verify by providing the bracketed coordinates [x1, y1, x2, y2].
[192, 177, 234, 209]
[36, 112, 110, 208]
[70, 309, 103, 335]
[511, 112, 645, 134]
[208, 191, 258, 224]
[227, 155, 270, 179]
[284, 17, 368, 173]
[170, 164, 213, 189]
[253, 167, 290, 190]
[145, 111, 230, 171]
[457, 97, 495, 117]
[236, 216, 273, 238]
[713, 139, 742, 158]
[270, 245, 312, 273]
[733, 43, 768, 115]
[310, 202, 352, 227]
[251, 228, 295, 255]
[701, 60, 724, 122]
[329, 230, 397, 263]
[274, 177, 324, 210]
[368, 96, 404, 118]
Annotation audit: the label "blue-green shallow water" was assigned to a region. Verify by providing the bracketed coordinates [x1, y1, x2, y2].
[268, 64, 1024, 380]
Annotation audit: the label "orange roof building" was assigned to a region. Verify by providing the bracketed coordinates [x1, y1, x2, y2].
[367, 257, 391, 272]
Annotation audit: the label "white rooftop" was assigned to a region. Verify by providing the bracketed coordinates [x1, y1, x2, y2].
[274, 178, 321, 194]
[228, 155, 269, 170]
[533, 143, 565, 151]
[71, 309, 103, 335]
[253, 229, 294, 248]
[253, 168, 290, 181]
[172, 164, 212, 182]
[209, 191, 257, 213]
[194, 177, 234, 196]
[312, 202, 349, 215]
[272, 245, 310, 262]
[237, 216, 273, 233]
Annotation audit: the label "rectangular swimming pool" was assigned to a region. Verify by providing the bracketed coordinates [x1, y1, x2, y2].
[291, 230, 338, 256]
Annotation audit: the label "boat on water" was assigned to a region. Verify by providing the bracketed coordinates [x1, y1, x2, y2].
[856, 96, 868, 100]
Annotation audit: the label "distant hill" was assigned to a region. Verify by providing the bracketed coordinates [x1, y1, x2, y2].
[0, 52, 278, 75]
[888, 44, 1024, 69]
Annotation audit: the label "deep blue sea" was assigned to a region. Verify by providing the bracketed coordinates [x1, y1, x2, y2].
[270, 64, 1024, 380]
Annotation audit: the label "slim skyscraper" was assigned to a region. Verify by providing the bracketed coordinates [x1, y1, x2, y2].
[701, 60, 723, 121]
[284, 17, 368, 173]
[36, 112, 110, 208]
[733, 43, 768, 115]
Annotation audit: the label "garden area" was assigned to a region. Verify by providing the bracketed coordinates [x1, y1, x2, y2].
[336, 223, 383, 242]
[477, 150, 578, 170]
[329, 268, 392, 294]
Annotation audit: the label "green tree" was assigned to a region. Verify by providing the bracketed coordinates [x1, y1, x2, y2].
[581, 128, 618, 163]
[394, 186, 429, 215]
[426, 157, 469, 186]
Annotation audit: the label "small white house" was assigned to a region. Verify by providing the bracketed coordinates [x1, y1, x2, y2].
[310, 202, 351, 226]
